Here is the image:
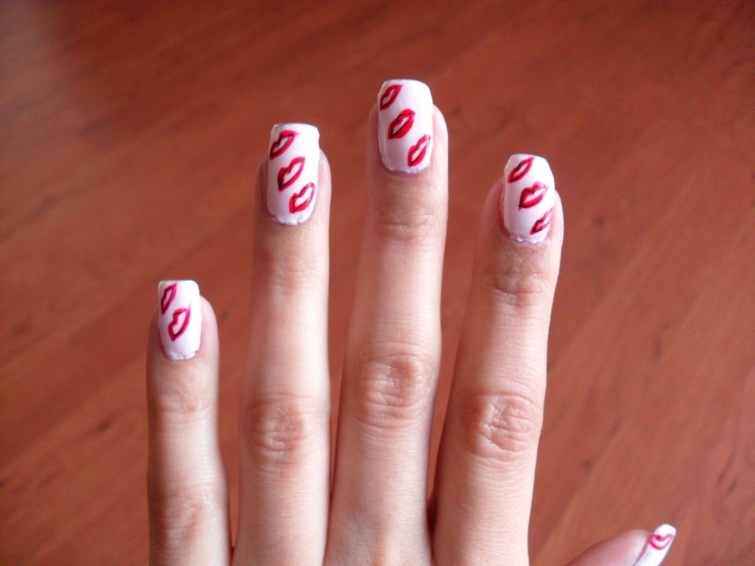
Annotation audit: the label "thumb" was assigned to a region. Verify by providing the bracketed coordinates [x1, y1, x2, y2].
[566, 525, 676, 566]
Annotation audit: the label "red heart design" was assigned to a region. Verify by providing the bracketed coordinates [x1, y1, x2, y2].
[269, 129, 297, 159]
[407, 134, 431, 167]
[649, 533, 674, 550]
[168, 306, 191, 341]
[160, 283, 177, 314]
[379, 84, 402, 110]
[277, 156, 305, 191]
[388, 109, 415, 139]
[519, 181, 548, 209]
[508, 156, 534, 183]
[530, 207, 553, 235]
[289, 182, 315, 214]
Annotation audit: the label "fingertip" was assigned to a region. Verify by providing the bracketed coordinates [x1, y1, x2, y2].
[567, 525, 677, 566]
[469, 175, 562, 317]
[148, 283, 218, 375]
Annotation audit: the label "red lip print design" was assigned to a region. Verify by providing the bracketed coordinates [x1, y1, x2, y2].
[379, 84, 402, 110]
[388, 109, 415, 139]
[649, 533, 674, 551]
[407, 134, 431, 167]
[168, 306, 191, 341]
[289, 182, 315, 214]
[530, 207, 554, 235]
[519, 181, 548, 209]
[277, 156, 305, 191]
[160, 283, 177, 314]
[508, 156, 534, 183]
[269, 129, 297, 159]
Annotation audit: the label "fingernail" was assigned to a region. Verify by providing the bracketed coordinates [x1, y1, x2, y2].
[501, 153, 556, 243]
[267, 123, 320, 225]
[633, 524, 677, 566]
[157, 280, 202, 360]
[377, 79, 433, 173]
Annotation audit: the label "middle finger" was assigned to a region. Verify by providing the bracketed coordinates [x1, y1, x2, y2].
[328, 80, 448, 563]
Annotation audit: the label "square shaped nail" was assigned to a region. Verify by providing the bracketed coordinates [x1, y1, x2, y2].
[377, 79, 433, 173]
[501, 154, 556, 243]
[157, 280, 202, 360]
[267, 123, 320, 225]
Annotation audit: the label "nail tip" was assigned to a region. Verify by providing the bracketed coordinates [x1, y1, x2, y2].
[379, 77, 431, 91]
[270, 122, 319, 136]
[157, 279, 199, 295]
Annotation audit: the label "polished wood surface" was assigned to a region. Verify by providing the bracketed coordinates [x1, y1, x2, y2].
[1, 1, 753, 564]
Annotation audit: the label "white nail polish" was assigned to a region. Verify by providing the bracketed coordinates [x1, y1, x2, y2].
[633, 524, 677, 566]
[157, 280, 202, 360]
[502, 153, 556, 243]
[267, 123, 320, 225]
[377, 79, 433, 173]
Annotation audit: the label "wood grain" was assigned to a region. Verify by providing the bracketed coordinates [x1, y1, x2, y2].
[1, 1, 753, 564]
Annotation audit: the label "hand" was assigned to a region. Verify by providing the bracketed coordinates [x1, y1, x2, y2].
[146, 80, 676, 565]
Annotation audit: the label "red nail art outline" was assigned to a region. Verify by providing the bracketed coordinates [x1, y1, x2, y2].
[508, 156, 534, 183]
[388, 109, 415, 139]
[289, 182, 315, 214]
[160, 283, 177, 314]
[269, 129, 298, 159]
[379, 84, 402, 110]
[649, 533, 674, 551]
[530, 207, 554, 235]
[519, 181, 548, 209]
[407, 134, 431, 167]
[168, 306, 191, 341]
[277, 156, 305, 191]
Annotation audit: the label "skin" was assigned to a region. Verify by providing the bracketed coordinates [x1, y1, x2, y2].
[146, 105, 661, 565]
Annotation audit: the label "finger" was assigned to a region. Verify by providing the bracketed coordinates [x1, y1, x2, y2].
[328, 80, 446, 563]
[567, 525, 676, 566]
[233, 124, 331, 565]
[147, 283, 230, 565]
[433, 155, 563, 564]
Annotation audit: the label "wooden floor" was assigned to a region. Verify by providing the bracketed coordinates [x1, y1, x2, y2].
[1, 1, 753, 564]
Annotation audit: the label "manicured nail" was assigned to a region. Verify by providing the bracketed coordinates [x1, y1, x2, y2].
[633, 524, 677, 566]
[157, 280, 202, 360]
[377, 79, 433, 173]
[501, 153, 556, 243]
[267, 123, 320, 225]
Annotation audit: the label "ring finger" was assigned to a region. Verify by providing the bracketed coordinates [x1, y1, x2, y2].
[433, 154, 563, 564]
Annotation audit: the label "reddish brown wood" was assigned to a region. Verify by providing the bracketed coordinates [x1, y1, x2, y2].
[1, 1, 753, 564]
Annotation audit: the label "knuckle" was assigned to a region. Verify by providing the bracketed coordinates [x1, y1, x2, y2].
[480, 251, 552, 309]
[154, 376, 213, 425]
[242, 395, 327, 467]
[371, 198, 441, 246]
[261, 240, 325, 296]
[149, 483, 223, 548]
[352, 346, 436, 428]
[458, 389, 543, 461]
